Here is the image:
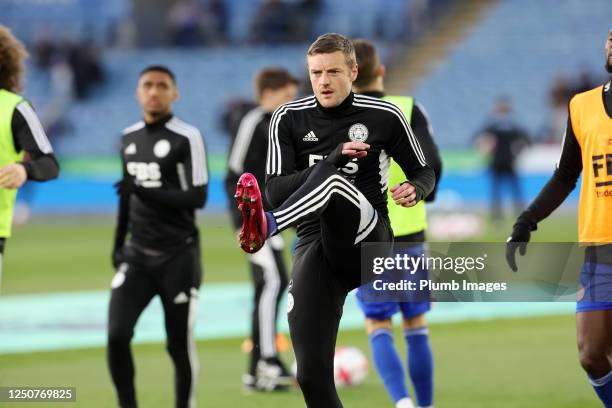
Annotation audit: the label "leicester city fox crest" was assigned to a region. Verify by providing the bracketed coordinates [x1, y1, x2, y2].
[348, 123, 369, 142]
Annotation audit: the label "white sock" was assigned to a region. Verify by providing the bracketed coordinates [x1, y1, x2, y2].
[396, 398, 415, 408]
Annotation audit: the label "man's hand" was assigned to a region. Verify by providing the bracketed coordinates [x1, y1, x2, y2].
[391, 182, 417, 207]
[325, 142, 370, 168]
[0, 163, 27, 189]
[505, 217, 534, 272]
[341, 141, 370, 159]
[114, 178, 136, 196]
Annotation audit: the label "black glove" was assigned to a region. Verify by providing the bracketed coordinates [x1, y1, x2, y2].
[324, 143, 351, 168]
[505, 212, 537, 272]
[114, 178, 136, 196]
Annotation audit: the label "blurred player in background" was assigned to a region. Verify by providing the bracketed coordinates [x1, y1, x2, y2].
[474, 97, 530, 220]
[0, 25, 59, 288]
[234, 33, 435, 407]
[108, 65, 208, 408]
[352, 39, 441, 408]
[225, 67, 298, 391]
[507, 29, 612, 408]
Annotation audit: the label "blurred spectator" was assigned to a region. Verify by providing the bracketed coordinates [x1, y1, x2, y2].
[68, 40, 105, 99]
[540, 75, 572, 144]
[541, 70, 601, 143]
[251, 0, 292, 44]
[200, 0, 229, 45]
[168, 0, 205, 46]
[33, 35, 56, 69]
[32, 36, 105, 100]
[290, 0, 321, 42]
[474, 97, 530, 219]
[569, 69, 597, 96]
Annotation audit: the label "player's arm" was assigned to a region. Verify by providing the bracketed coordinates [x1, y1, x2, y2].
[225, 124, 249, 228]
[506, 113, 582, 271]
[225, 168, 243, 229]
[411, 101, 442, 202]
[1, 101, 59, 188]
[112, 154, 131, 268]
[387, 112, 436, 207]
[265, 110, 316, 207]
[134, 134, 208, 209]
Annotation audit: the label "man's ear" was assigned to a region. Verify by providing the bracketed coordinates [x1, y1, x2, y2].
[350, 64, 358, 81]
[378, 64, 386, 78]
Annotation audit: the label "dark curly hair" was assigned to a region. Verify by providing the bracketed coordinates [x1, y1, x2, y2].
[0, 25, 28, 93]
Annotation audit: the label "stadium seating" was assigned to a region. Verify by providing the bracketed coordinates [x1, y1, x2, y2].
[24, 44, 386, 156]
[411, 0, 611, 147]
[25, 46, 309, 155]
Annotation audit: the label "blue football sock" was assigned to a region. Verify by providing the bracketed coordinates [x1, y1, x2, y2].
[369, 329, 409, 403]
[265, 212, 277, 237]
[405, 327, 433, 407]
[589, 370, 612, 407]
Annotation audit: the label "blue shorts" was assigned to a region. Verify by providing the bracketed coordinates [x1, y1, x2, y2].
[356, 291, 431, 319]
[576, 262, 612, 313]
[356, 242, 431, 320]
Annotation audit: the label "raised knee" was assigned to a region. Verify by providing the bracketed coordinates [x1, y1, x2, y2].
[310, 160, 337, 178]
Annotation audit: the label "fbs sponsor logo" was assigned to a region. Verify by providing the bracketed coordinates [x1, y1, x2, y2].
[303, 131, 318, 142]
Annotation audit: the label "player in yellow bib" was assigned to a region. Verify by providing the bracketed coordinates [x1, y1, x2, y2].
[353, 39, 442, 408]
[0, 25, 59, 287]
[507, 29, 612, 407]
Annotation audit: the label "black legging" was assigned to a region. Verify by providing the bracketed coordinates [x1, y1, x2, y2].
[107, 244, 201, 408]
[271, 162, 392, 407]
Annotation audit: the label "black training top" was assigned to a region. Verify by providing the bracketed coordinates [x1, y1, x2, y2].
[265, 92, 435, 238]
[11, 100, 59, 181]
[225, 106, 274, 229]
[114, 114, 208, 252]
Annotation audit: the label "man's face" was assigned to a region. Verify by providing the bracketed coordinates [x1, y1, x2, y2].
[263, 83, 298, 111]
[136, 71, 177, 117]
[605, 29, 612, 74]
[307, 51, 357, 108]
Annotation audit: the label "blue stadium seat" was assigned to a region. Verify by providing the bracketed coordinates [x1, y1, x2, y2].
[411, 0, 611, 148]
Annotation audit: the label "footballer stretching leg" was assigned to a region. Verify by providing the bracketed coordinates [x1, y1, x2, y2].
[237, 160, 393, 407]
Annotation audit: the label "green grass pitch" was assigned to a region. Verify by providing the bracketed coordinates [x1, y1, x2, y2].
[1, 212, 600, 407]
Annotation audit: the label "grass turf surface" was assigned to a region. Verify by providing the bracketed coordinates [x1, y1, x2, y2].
[1, 212, 578, 295]
[1, 212, 596, 407]
[0, 316, 599, 407]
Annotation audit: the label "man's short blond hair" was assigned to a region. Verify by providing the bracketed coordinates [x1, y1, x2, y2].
[0, 25, 28, 93]
[307, 33, 356, 68]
